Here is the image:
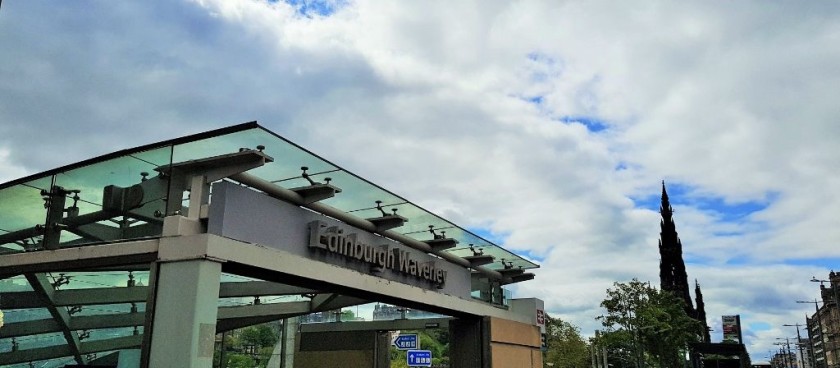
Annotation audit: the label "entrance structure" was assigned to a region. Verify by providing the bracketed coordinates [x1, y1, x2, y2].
[0, 122, 544, 367]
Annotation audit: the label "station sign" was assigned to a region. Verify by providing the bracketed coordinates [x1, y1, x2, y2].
[207, 182, 473, 298]
[309, 220, 447, 287]
[407, 350, 432, 367]
[393, 333, 419, 350]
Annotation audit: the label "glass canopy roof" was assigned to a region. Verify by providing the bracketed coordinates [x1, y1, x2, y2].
[0, 122, 538, 271]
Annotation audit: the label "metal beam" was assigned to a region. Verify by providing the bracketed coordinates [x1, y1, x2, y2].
[0, 292, 367, 339]
[2, 281, 318, 309]
[55, 286, 148, 306]
[310, 294, 369, 312]
[309, 293, 340, 312]
[217, 316, 289, 333]
[217, 301, 310, 320]
[300, 317, 452, 333]
[0, 239, 160, 277]
[80, 334, 144, 355]
[71, 312, 145, 330]
[218, 281, 316, 298]
[0, 343, 73, 366]
[0, 312, 145, 339]
[0, 318, 60, 338]
[25, 273, 85, 364]
[0, 290, 42, 309]
[198, 234, 534, 325]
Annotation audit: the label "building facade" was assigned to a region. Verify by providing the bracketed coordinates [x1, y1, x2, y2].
[805, 271, 840, 368]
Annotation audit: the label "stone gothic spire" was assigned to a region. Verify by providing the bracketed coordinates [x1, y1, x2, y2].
[658, 182, 695, 316]
[695, 279, 710, 342]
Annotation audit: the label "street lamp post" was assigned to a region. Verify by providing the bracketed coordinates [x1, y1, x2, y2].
[778, 337, 798, 368]
[777, 341, 793, 368]
[786, 323, 812, 368]
[799, 299, 828, 368]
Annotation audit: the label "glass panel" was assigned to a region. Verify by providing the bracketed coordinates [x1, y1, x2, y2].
[172, 129, 338, 185]
[74, 303, 146, 316]
[0, 177, 53, 251]
[0, 124, 537, 271]
[51, 271, 150, 290]
[0, 275, 32, 292]
[371, 303, 447, 321]
[2, 308, 52, 323]
[0, 332, 67, 350]
[52, 147, 171, 247]
[75, 327, 142, 342]
[219, 295, 306, 307]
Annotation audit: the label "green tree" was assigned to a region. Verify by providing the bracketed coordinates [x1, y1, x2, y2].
[240, 324, 278, 348]
[544, 315, 589, 368]
[340, 309, 355, 321]
[225, 353, 255, 368]
[597, 279, 703, 368]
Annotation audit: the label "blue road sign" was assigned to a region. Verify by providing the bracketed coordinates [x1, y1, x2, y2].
[393, 333, 418, 350]
[407, 349, 432, 367]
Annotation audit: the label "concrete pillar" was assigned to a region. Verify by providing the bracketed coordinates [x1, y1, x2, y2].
[148, 259, 222, 368]
[450, 317, 489, 368]
[267, 316, 298, 368]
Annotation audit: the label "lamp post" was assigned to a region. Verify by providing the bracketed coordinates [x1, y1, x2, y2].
[799, 299, 828, 368]
[786, 323, 812, 368]
[777, 337, 798, 368]
[776, 342, 793, 368]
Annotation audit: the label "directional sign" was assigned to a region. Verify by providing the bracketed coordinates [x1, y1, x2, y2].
[392, 333, 418, 350]
[407, 349, 432, 367]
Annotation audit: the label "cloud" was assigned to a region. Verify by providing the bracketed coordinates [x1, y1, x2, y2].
[1, 0, 838, 361]
[0, 147, 28, 184]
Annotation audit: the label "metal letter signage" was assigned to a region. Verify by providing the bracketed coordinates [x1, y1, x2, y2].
[308, 220, 447, 287]
[393, 334, 419, 350]
[407, 350, 432, 367]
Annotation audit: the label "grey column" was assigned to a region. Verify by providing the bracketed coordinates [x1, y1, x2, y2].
[450, 317, 489, 368]
[148, 259, 222, 368]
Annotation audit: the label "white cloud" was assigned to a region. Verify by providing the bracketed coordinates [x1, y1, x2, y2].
[1, 1, 838, 362]
[0, 147, 29, 184]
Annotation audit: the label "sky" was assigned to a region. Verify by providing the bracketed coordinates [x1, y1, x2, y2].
[1, 0, 839, 362]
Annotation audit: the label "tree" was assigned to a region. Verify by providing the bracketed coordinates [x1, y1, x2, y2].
[240, 324, 278, 348]
[597, 279, 703, 368]
[340, 309, 355, 321]
[544, 315, 590, 368]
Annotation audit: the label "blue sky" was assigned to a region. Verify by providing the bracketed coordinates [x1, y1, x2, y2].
[276, 0, 345, 17]
[1, 1, 839, 362]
